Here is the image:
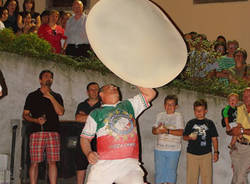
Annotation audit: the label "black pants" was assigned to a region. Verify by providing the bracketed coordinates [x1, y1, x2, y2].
[66, 44, 91, 58]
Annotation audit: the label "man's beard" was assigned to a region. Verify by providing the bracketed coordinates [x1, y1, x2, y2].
[45, 81, 52, 87]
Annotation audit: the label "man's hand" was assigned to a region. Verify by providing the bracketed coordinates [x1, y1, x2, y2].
[188, 132, 198, 140]
[152, 123, 167, 135]
[37, 116, 46, 125]
[75, 111, 88, 123]
[227, 124, 242, 136]
[42, 88, 52, 100]
[213, 152, 219, 162]
[226, 125, 231, 132]
[87, 151, 99, 165]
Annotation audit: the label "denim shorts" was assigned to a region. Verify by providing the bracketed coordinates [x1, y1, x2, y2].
[154, 149, 181, 184]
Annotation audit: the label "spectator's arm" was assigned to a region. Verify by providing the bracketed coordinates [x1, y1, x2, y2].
[212, 137, 219, 162]
[75, 111, 88, 123]
[169, 129, 184, 136]
[152, 124, 167, 135]
[23, 110, 39, 124]
[35, 15, 41, 29]
[42, 89, 64, 116]
[17, 14, 24, 29]
[183, 135, 196, 141]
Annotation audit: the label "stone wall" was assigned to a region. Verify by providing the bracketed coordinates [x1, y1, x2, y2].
[0, 52, 241, 183]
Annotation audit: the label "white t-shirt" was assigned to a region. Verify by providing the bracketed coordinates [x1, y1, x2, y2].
[153, 112, 184, 151]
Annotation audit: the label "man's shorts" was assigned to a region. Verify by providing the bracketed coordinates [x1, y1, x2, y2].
[29, 132, 60, 163]
[154, 149, 181, 184]
[86, 158, 144, 184]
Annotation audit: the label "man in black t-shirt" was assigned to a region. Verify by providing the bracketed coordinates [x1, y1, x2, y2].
[23, 70, 64, 184]
[75, 82, 101, 184]
[183, 99, 219, 184]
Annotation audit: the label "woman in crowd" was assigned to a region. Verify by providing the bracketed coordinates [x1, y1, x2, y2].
[38, 10, 66, 54]
[216, 35, 227, 46]
[57, 11, 72, 29]
[0, 7, 8, 30]
[228, 48, 250, 84]
[16, 12, 36, 35]
[17, 0, 40, 31]
[3, 0, 19, 33]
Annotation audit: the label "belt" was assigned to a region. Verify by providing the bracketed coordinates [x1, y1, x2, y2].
[237, 139, 250, 145]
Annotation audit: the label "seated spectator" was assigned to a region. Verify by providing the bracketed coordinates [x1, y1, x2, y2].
[216, 40, 239, 84]
[16, 12, 36, 35]
[40, 10, 49, 25]
[228, 48, 250, 84]
[38, 10, 66, 54]
[0, 7, 8, 30]
[17, 0, 40, 31]
[3, 0, 19, 33]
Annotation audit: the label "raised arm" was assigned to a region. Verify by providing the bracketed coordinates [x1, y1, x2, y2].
[138, 87, 156, 102]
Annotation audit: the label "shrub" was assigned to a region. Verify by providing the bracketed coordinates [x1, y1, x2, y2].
[0, 28, 248, 98]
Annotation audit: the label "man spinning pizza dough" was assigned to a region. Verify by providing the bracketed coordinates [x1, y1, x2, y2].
[80, 84, 156, 184]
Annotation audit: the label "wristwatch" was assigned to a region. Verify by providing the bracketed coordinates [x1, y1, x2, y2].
[240, 128, 244, 135]
[214, 151, 219, 155]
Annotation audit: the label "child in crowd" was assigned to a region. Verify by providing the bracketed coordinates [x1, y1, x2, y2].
[152, 95, 184, 184]
[183, 99, 219, 184]
[221, 93, 239, 149]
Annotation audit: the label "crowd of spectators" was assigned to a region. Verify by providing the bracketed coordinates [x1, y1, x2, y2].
[0, 0, 249, 85]
[0, 0, 89, 56]
[184, 31, 250, 85]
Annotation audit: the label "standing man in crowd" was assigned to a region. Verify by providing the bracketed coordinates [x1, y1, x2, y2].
[64, 0, 90, 58]
[23, 70, 64, 184]
[81, 84, 156, 184]
[0, 69, 7, 99]
[229, 87, 250, 184]
[75, 82, 101, 184]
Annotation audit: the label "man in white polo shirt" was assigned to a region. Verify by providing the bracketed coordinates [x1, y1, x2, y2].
[64, 0, 90, 58]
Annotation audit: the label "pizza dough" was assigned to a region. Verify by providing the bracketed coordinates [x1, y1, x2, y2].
[86, 0, 187, 88]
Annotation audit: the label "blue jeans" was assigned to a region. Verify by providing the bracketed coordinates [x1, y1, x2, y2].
[154, 150, 181, 184]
